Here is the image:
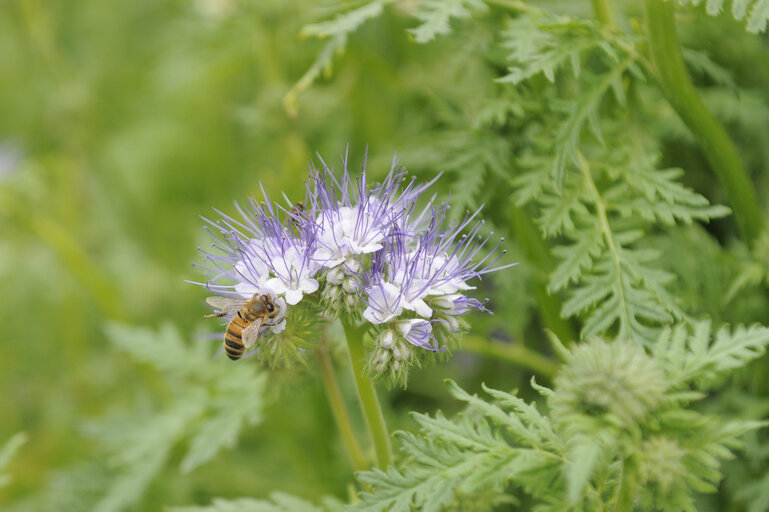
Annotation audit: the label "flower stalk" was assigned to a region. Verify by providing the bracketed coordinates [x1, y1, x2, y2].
[461, 334, 559, 379]
[613, 457, 639, 512]
[316, 339, 368, 473]
[508, 205, 577, 344]
[592, 0, 617, 27]
[644, 0, 765, 246]
[342, 319, 393, 470]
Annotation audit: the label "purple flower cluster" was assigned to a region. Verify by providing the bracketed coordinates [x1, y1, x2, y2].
[197, 151, 513, 373]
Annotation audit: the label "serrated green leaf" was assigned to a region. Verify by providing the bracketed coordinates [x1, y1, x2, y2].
[408, 0, 487, 43]
[657, 321, 769, 388]
[300, 1, 389, 39]
[180, 375, 266, 473]
[674, 0, 769, 32]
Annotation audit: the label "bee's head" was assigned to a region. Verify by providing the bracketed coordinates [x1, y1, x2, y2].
[261, 295, 275, 312]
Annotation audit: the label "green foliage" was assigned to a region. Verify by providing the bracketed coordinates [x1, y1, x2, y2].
[407, 0, 487, 43]
[726, 229, 769, 302]
[675, 0, 769, 33]
[413, 127, 512, 220]
[516, 148, 727, 344]
[169, 492, 345, 512]
[356, 325, 769, 510]
[300, 1, 393, 39]
[353, 380, 563, 512]
[82, 324, 268, 512]
[499, 11, 637, 189]
[286, 0, 393, 114]
[653, 321, 769, 388]
[498, 13, 621, 85]
[0, 433, 26, 489]
[3, 0, 769, 511]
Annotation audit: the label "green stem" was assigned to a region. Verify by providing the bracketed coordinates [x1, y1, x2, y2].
[577, 152, 633, 335]
[592, 0, 617, 27]
[461, 335, 559, 379]
[613, 457, 638, 511]
[342, 320, 393, 469]
[509, 206, 577, 343]
[483, 0, 541, 14]
[316, 343, 368, 473]
[644, 0, 765, 246]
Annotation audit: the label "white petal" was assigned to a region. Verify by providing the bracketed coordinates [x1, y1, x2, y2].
[363, 307, 384, 325]
[347, 239, 383, 254]
[410, 299, 433, 318]
[234, 281, 260, 298]
[264, 277, 288, 295]
[314, 247, 347, 268]
[269, 318, 287, 334]
[284, 288, 304, 305]
[432, 294, 463, 309]
[363, 307, 397, 325]
[396, 319, 421, 336]
[300, 278, 320, 294]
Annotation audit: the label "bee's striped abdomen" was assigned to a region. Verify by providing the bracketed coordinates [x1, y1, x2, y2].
[224, 315, 248, 360]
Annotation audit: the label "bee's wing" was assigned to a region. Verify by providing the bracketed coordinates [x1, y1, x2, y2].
[241, 317, 264, 349]
[205, 296, 245, 316]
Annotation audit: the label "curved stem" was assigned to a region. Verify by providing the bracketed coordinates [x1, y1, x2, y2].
[316, 342, 368, 473]
[592, 0, 617, 27]
[460, 335, 559, 379]
[342, 320, 393, 469]
[644, 0, 765, 246]
[509, 206, 577, 344]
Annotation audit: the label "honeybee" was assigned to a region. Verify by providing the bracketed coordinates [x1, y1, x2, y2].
[205, 291, 285, 360]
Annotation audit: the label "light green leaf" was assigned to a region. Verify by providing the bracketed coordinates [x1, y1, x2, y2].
[0, 432, 27, 489]
[408, 0, 487, 43]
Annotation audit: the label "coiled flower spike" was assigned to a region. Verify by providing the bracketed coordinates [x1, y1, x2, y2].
[195, 150, 515, 382]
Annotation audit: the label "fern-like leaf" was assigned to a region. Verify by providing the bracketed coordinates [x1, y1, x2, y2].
[498, 14, 620, 84]
[285, 1, 391, 114]
[89, 400, 203, 512]
[299, 1, 391, 39]
[516, 144, 726, 344]
[353, 381, 564, 511]
[408, 128, 511, 221]
[407, 0, 487, 43]
[499, 13, 635, 189]
[675, 0, 769, 33]
[356, 344, 767, 510]
[83, 324, 269, 512]
[654, 321, 769, 388]
[180, 374, 266, 472]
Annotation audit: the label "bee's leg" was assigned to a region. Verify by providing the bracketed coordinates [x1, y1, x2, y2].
[204, 312, 227, 318]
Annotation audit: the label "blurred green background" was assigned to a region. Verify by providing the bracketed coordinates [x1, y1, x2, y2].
[0, 1, 532, 509]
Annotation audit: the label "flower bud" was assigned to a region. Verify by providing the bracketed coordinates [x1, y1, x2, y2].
[380, 329, 395, 349]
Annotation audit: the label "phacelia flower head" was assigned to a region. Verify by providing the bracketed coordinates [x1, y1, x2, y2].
[195, 150, 515, 381]
[200, 188, 319, 305]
